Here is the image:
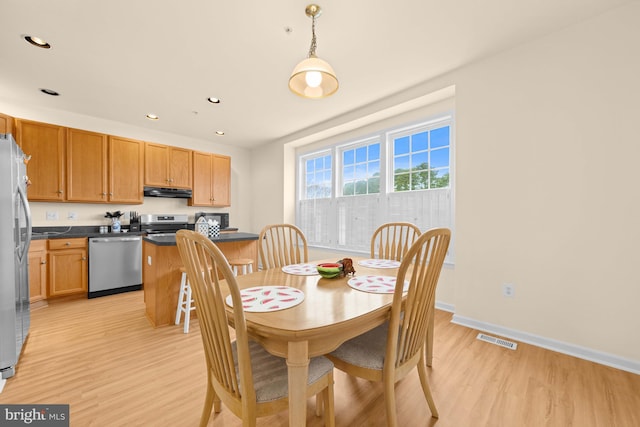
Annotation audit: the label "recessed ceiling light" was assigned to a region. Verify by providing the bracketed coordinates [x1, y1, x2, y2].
[40, 88, 59, 96]
[207, 97, 221, 104]
[24, 35, 51, 49]
[146, 114, 159, 120]
[215, 131, 225, 136]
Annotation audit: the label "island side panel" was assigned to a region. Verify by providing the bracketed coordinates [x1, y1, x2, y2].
[214, 239, 258, 271]
[143, 241, 183, 327]
[143, 238, 258, 327]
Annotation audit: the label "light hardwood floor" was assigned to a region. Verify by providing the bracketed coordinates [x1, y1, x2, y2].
[2, 291, 639, 426]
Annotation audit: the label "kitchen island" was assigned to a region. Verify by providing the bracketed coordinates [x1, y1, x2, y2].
[142, 232, 259, 327]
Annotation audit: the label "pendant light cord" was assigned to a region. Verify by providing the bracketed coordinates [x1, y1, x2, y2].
[308, 15, 317, 58]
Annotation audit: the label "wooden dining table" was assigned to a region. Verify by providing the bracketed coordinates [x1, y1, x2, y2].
[225, 256, 401, 426]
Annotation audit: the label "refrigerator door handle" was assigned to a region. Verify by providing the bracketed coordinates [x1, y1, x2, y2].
[17, 184, 32, 262]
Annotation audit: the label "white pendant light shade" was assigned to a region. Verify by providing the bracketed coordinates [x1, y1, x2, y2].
[289, 4, 338, 99]
[289, 56, 338, 98]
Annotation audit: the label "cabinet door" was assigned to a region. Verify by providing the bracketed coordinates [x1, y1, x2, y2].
[168, 147, 192, 189]
[212, 155, 231, 207]
[67, 128, 108, 202]
[110, 136, 144, 203]
[144, 142, 169, 187]
[28, 240, 47, 303]
[16, 120, 65, 201]
[190, 151, 213, 206]
[0, 112, 15, 135]
[48, 248, 88, 296]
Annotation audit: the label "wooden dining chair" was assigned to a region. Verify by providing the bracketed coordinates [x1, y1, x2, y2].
[370, 222, 422, 262]
[258, 223, 309, 269]
[327, 228, 451, 427]
[370, 222, 438, 367]
[176, 230, 335, 427]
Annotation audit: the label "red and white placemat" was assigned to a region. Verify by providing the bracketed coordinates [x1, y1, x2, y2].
[358, 259, 401, 269]
[281, 263, 319, 275]
[347, 275, 409, 294]
[226, 286, 305, 312]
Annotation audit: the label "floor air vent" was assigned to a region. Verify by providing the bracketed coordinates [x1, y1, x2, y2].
[476, 333, 518, 350]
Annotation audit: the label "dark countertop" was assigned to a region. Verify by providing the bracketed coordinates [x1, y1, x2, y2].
[143, 232, 259, 246]
[31, 227, 145, 240]
[30, 225, 244, 241]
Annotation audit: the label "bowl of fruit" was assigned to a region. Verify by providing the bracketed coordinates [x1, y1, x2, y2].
[316, 262, 343, 279]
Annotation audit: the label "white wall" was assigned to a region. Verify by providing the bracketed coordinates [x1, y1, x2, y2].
[453, 3, 640, 363]
[253, 2, 640, 367]
[0, 103, 254, 231]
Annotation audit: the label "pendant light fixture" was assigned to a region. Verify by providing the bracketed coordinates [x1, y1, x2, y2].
[288, 4, 338, 99]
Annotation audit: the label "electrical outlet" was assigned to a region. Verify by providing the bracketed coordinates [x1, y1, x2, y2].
[147, 256, 152, 266]
[68, 212, 78, 220]
[46, 211, 58, 221]
[502, 283, 515, 298]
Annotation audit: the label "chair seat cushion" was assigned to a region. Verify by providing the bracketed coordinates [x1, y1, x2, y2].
[329, 322, 389, 370]
[233, 340, 334, 403]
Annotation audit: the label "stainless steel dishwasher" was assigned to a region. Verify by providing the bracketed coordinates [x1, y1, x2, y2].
[88, 235, 142, 298]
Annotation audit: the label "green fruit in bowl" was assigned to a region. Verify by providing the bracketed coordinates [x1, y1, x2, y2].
[316, 263, 342, 278]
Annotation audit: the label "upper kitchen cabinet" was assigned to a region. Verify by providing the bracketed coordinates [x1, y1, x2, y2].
[109, 136, 144, 203]
[66, 128, 108, 202]
[144, 142, 192, 189]
[67, 131, 144, 204]
[16, 119, 66, 201]
[0, 112, 15, 134]
[189, 151, 231, 207]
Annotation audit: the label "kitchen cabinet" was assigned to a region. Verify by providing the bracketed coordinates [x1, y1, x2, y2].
[48, 238, 88, 297]
[28, 240, 47, 303]
[109, 136, 144, 203]
[66, 128, 108, 202]
[16, 119, 66, 201]
[144, 142, 192, 189]
[189, 151, 231, 207]
[0, 112, 15, 134]
[65, 130, 145, 204]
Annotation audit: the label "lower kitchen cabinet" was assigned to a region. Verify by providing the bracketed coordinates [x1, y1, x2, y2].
[28, 240, 47, 303]
[48, 238, 88, 297]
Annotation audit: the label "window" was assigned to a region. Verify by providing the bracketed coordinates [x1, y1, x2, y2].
[341, 139, 380, 196]
[297, 115, 454, 262]
[302, 152, 332, 199]
[391, 125, 450, 191]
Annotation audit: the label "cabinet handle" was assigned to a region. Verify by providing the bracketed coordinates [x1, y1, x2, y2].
[65, 242, 71, 246]
[41, 260, 46, 265]
[101, 192, 107, 196]
[57, 190, 64, 194]
[109, 192, 113, 196]
[82, 256, 87, 261]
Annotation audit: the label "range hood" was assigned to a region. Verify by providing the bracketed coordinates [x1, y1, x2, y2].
[143, 186, 193, 198]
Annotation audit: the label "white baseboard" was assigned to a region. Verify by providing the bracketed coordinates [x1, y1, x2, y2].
[435, 300, 455, 313]
[451, 314, 640, 375]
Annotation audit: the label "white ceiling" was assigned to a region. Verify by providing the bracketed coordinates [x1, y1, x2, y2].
[0, 0, 630, 149]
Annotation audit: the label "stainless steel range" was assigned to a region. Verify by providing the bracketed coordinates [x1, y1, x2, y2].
[139, 214, 189, 235]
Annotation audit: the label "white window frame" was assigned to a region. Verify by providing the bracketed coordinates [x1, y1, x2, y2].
[337, 136, 382, 197]
[296, 114, 455, 263]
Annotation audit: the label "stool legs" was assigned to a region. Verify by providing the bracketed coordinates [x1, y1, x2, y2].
[229, 259, 254, 276]
[175, 271, 195, 333]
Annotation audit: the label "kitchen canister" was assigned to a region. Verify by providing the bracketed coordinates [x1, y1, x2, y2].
[208, 220, 220, 238]
[195, 216, 209, 237]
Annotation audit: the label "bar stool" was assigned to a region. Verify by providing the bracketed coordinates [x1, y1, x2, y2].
[175, 267, 196, 333]
[228, 258, 254, 276]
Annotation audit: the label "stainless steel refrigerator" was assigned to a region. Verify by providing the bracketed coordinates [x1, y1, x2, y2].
[0, 133, 32, 379]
